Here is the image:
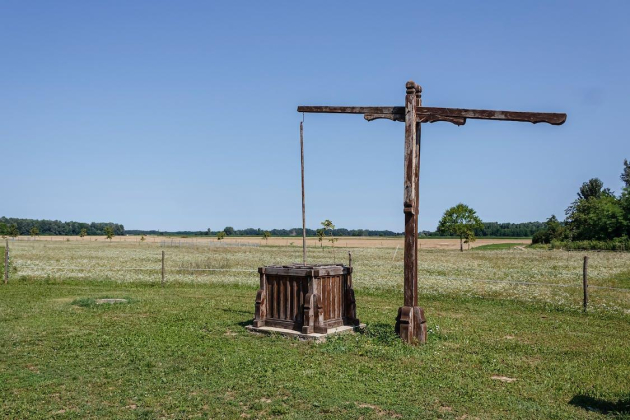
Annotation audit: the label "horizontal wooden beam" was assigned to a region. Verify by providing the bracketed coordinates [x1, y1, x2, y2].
[418, 107, 567, 125]
[297, 106, 404, 115]
[297, 105, 566, 125]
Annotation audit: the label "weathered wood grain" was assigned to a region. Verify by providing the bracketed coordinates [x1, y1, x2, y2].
[297, 106, 566, 126]
[253, 264, 359, 333]
[297, 80, 566, 345]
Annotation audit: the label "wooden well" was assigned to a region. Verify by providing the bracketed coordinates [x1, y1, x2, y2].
[252, 264, 359, 335]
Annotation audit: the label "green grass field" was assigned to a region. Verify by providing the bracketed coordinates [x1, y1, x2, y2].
[473, 243, 525, 251]
[1, 280, 628, 419]
[2, 241, 629, 418]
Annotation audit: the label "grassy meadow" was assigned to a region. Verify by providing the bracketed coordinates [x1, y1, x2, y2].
[1, 239, 629, 418]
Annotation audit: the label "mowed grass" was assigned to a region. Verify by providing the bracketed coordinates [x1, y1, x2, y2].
[1, 280, 629, 419]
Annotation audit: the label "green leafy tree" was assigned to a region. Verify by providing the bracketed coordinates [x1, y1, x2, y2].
[224, 226, 235, 236]
[217, 231, 226, 241]
[463, 230, 476, 250]
[437, 204, 484, 252]
[30, 226, 39, 238]
[567, 194, 624, 240]
[316, 229, 325, 249]
[262, 231, 271, 245]
[79, 228, 87, 239]
[577, 178, 609, 201]
[621, 159, 630, 188]
[532, 215, 568, 244]
[8, 224, 19, 238]
[104, 226, 114, 241]
[0, 222, 8, 238]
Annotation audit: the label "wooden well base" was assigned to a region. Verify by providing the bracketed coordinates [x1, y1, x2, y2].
[246, 323, 365, 342]
[253, 264, 359, 334]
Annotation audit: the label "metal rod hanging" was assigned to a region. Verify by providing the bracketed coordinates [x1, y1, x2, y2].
[300, 120, 306, 265]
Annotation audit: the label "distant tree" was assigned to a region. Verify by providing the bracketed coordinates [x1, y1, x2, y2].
[8, 224, 19, 238]
[463, 230, 476, 250]
[567, 194, 624, 240]
[620, 186, 630, 238]
[437, 204, 484, 252]
[30, 226, 39, 239]
[207, 228, 212, 236]
[621, 159, 630, 188]
[577, 178, 611, 201]
[217, 231, 226, 241]
[104, 226, 114, 241]
[321, 220, 338, 260]
[224, 226, 235, 236]
[140, 235, 146, 242]
[79, 228, 87, 239]
[262, 231, 271, 245]
[532, 215, 569, 244]
[0, 222, 8, 238]
[316, 229, 325, 249]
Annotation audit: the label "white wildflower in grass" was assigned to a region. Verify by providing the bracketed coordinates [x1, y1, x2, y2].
[9, 241, 630, 313]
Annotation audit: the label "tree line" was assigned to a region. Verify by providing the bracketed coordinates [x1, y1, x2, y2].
[421, 221, 544, 238]
[1, 217, 546, 239]
[0, 217, 125, 237]
[532, 160, 630, 249]
[126, 227, 402, 237]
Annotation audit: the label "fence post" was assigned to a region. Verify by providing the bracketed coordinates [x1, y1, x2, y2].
[348, 251, 352, 267]
[161, 250, 165, 287]
[4, 239, 8, 285]
[582, 256, 588, 312]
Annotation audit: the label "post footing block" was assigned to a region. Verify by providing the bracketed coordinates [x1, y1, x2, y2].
[395, 306, 427, 345]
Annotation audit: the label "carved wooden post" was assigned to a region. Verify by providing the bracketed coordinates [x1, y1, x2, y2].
[161, 250, 165, 287]
[395, 81, 427, 344]
[4, 239, 8, 285]
[253, 267, 267, 327]
[583, 256, 588, 312]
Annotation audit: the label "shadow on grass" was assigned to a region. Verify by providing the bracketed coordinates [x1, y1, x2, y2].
[237, 319, 253, 328]
[569, 394, 630, 415]
[358, 322, 400, 345]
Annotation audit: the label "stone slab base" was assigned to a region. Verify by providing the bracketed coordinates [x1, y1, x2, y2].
[246, 324, 366, 342]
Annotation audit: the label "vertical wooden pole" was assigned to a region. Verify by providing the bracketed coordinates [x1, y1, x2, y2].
[348, 251, 352, 268]
[161, 250, 165, 287]
[583, 256, 588, 312]
[413, 86, 422, 307]
[403, 81, 418, 308]
[300, 120, 307, 265]
[396, 81, 426, 345]
[4, 239, 8, 285]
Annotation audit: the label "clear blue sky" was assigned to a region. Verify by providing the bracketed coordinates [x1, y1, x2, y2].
[1, 1, 628, 232]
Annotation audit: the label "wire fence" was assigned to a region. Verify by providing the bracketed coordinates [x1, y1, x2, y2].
[11, 263, 630, 292]
[3, 241, 629, 313]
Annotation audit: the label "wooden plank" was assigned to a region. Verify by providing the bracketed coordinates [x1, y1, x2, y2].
[297, 105, 566, 125]
[583, 256, 589, 312]
[280, 277, 286, 320]
[297, 106, 404, 115]
[417, 107, 567, 125]
[4, 239, 8, 284]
